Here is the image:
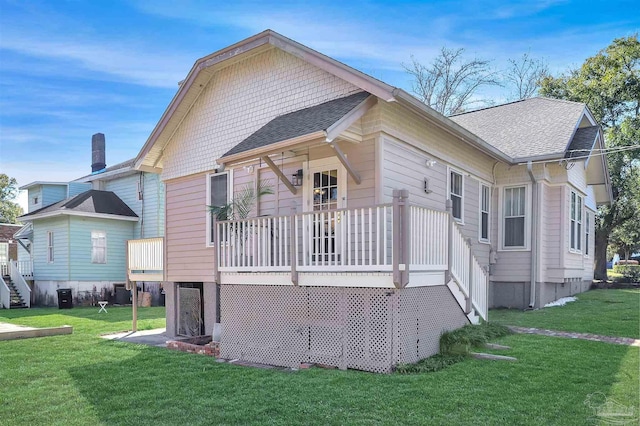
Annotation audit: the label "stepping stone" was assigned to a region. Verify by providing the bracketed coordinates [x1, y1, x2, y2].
[485, 343, 511, 350]
[471, 352, 517, 362]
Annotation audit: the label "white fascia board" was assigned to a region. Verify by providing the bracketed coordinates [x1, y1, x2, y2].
[19, 181, 68, 190]
[74, 167, 135, 183]
[20, 210, 139, 222]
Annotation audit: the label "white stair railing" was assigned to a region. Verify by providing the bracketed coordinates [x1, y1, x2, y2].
[10, 260, 31, 308]
[127, 237, 164, 281]
[0, 262, 8, 277]
[0, 276, 10, 309]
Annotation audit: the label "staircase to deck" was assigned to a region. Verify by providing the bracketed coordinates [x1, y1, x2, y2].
[2, 275, 28, 308]
[0, 261, 31, 309]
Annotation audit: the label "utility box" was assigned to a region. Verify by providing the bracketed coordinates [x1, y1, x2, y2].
[56, 289, 73, 309]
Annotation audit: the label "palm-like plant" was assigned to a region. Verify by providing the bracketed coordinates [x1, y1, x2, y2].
[209, 179, 274, 221]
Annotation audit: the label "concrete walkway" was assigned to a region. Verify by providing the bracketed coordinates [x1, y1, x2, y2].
[100, 328, 169, 347]
[508, 326, 640, 347]
[0, 321, 73, 341]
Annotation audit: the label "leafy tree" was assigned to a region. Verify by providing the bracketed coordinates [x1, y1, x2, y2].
[404, 48, 500, 116]
[0, 173, 23, 224]
[539, 35, 640, 279]
[504, 52, 549, 100]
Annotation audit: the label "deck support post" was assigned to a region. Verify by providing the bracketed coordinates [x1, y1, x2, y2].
[290, 202, 299, 285]
[445, 199, 453, 284]
[212, 215, 220, 284]
[392, 189, 410, 288]
[126, 240, 137, 332]
[466, 238, 473, 314]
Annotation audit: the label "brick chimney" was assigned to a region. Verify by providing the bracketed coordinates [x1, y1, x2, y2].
[91, 133, 106, 172]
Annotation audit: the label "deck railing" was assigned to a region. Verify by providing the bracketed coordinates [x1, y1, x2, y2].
[127, 237, 164, 281]
[0, 261, 33, 279]
[213, 190, 488, 321]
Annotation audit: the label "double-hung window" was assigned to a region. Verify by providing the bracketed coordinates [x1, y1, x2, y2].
[503, 186, 526, 248]
[570, 191, 583, 252]
[91, 231, 107, 264]
[479, 184, 491, 242]
[208, 172, 229, 245]
[47, 231, 54, 263]
[585, 212, 590, 256]
[449, 169, 463, 221]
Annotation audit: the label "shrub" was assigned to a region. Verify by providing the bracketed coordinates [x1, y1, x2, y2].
[395, 323, 511, 374]
[613, 264, 640, 282]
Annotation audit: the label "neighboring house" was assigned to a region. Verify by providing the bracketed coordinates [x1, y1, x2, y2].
[14, 134, 165, 307]
[0, 223, 23, 274]
[129, 30, 611, 372]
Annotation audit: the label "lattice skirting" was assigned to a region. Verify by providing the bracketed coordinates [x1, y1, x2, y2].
[220, 285, 468, 373]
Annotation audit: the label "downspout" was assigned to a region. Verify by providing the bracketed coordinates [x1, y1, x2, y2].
[526, 162, 538, 308]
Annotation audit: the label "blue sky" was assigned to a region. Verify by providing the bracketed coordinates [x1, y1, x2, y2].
[1, 0, 638, 210]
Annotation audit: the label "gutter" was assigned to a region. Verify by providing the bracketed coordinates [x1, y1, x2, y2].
[526, 161, 538, 308]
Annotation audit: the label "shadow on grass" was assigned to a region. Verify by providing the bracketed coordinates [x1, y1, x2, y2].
[0, 306, 165, 324]
[65, 335, 638, 426]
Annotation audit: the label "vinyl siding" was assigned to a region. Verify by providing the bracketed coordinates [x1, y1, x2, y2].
[104, 172, 165, 239]
[381, 138, 491, 267]
[68, 217, 134, 281]
[68, 182, 91, 197]
[42, 184, 67, 206]
[541, 184, 562, 282]
[28, 187, 42, 213]
[165, 174, 216, 282]
[33, 217, 69, 281]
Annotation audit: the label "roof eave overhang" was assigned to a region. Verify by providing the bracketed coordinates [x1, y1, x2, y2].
[19, 181, 69, 191]
[18, 210, 139, 222]
[392, 89, 513, 164]
[219, 131, 326, 167]
[74, 167, 136, 183]
[134, 30, 396, 172]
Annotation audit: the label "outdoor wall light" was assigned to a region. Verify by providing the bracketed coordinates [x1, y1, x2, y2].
[425, 158, 437, 167]
[292, 169, 303, 186]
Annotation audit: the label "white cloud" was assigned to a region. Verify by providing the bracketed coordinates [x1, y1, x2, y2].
[0, 34, 192, 89]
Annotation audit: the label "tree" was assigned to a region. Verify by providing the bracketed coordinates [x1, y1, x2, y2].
[404, 48, 500, 116]
[539, 35, 640, 280]
[0, 173, 23, 224]
[504, 52, 549, 100]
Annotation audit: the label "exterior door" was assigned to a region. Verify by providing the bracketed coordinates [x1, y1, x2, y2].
[303, 158, 347, 264]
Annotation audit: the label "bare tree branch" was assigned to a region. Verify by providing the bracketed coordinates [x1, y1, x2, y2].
[504, 52, 549, 100]
[404, 48, 500, 116]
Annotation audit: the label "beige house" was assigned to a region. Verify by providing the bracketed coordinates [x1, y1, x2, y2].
[129, 30, 611, 372]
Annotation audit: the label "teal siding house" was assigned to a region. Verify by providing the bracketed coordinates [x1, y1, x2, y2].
[16, 133, 165, 306]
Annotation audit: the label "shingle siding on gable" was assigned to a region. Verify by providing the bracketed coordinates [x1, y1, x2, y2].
[161, 48, 361, 180]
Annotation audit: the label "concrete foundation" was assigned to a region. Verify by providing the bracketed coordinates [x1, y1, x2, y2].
[490, 279, 592, 309]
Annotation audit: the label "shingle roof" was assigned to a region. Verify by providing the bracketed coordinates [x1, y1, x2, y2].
[20, 190, 138, 220]
[566, 126, 599, 159]
[222, 91, 370, 158]
[449, 97, 587, 159]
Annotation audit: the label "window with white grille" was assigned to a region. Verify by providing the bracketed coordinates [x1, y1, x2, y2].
[570, 191, 583, 252]
[91, 231, 107, 264]
[480, 184, 491, 242]
[449, 169, 463, 221]
[47, 231, 54, 263]
[503, 186, 526, 248]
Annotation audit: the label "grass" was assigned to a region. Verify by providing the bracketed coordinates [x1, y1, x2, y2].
[490, 289, 640, 339]
[1, 303, 638, 425]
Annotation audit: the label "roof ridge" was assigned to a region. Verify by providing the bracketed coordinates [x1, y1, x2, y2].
[448, 98, 529, 117]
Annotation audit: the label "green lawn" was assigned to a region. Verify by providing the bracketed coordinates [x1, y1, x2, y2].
[490, 289, 640, 338]
[1, 303, 638, 425]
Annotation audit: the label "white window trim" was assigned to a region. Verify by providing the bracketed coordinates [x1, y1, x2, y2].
[478, 182, 491, 244]
[206, 170, 232, 247]
[584, 211, 591, 258]
[498, 184, 532, 251]
[569, 190, 583, 254]
[447, 166, 465, 224]
[91, 230, 107, 264]
[47, 231, 54, 263]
